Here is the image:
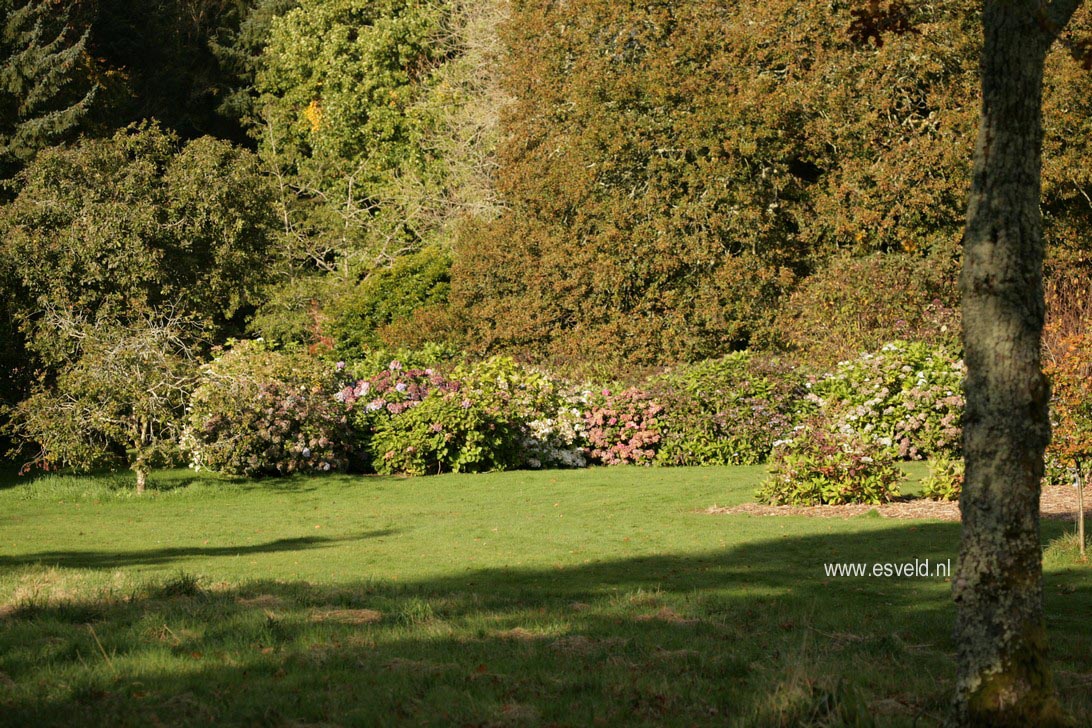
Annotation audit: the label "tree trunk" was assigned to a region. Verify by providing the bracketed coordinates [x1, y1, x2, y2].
[135, 466, 147, 495]
[953, 1, 1081, 725]
[1077, 459, 1086, 561]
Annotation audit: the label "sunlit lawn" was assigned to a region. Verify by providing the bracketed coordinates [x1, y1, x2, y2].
[0, 465, 1088, 726]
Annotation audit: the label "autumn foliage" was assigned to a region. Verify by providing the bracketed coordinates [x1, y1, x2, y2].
[450, 0, 1092, 369]
[1045, 277, 1092, 481]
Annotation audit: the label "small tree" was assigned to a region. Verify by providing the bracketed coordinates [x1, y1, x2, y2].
[1045, 316, 1092, 558]
[11, 315, 200, 493]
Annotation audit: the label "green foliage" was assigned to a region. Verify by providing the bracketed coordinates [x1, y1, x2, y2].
[758, 418, 904, 506]
[345, 356, 585, 474]
[449, 0, 1092, 368]
[10, 317, 198, 481]
[451, 357, 588, 469]
[341, 361, 459, 453]
[921, 455, 964, 502]
[210, 0, 302, 126]
[810, 341, 964, 460]
[0, 124, 277, 365]
[0, 0, 98, 177]
[327, 246, 452, 360]
[245, 273, 335, 347]
[369, 388, 520, 476]
[346, 342, 461, 380]
[450, 0, 983, 367]
[255, 0, 448, 271]
[1042, 5, 1092, 279]
[651, 353, 806, 467]
[184, 340, 353, 477]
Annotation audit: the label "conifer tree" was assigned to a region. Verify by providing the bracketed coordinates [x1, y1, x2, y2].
[0, 0, 96, 176]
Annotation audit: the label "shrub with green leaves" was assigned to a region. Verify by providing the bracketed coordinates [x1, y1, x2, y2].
[327, 246, 453, 361]
[346, 343, 462, 382]
[369, 388, 521, 476]
[766, 252, 960, 369]
[810, 341, 964, 460]
[339, 361, 460, 459]
[758, 419, 903, 506]
[184, 340, 352, 477]
[921, 455, 964, 502]
[452, 357, 588, 469]
[362, 357, 588, 475]
[651, 352, 807, 466]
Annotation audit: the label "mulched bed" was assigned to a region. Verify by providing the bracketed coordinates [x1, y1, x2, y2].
[708, 485, 1091, 521]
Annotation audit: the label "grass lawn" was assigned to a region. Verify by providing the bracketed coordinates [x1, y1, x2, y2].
[0, 465, 1089, 726]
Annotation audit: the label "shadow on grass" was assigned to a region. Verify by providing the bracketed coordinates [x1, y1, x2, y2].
[0, 465, 348, 497]
[0, 467, 206, 495]
[0, 531, 398, 570]
[1, 522, 1089, 726]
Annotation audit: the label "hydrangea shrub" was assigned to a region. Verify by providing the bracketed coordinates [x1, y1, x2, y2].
[369, 390, 522, 475]
[584, 388, 664, 466]
[921, 455, 964, 501]
[758, 418, 903, 505]
[652, 352, 806, 466]
[357, 356, 587, 475]
[184, 341, 353, 476]
[452, 357, 588, 469]
[810, 341, 964, 460]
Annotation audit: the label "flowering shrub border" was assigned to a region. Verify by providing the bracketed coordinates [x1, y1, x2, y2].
[181, 341, 977, 487]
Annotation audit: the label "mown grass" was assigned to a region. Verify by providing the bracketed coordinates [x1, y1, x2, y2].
[0, 465, 1088, 726]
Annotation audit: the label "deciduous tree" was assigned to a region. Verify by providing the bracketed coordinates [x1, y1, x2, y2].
[11, 315, 200, 493]
[953, 0, 1085, 723]
[0, 123, 277, 366]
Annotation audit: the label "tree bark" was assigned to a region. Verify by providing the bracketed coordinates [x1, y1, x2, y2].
[135, 466, 147, 495]
[953, 1, 1082, 725]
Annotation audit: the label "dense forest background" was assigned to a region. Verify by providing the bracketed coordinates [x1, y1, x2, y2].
[2, 0, 1091, 454]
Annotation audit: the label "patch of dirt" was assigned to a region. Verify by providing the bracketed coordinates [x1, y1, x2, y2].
[550, 635, 596, 654]
[549, 635, 628, 655]
[236, 594, 284, 608]
[708, 485, 1091, 521]
[496, 627, 540, 641]
[309, 608, 383, 625]
[654, 647, 700, 660]
[634, 607, 700, 626]
[0, 604, 15, 620]
[499, 702, 541, 722]
[383, 657, 454, 673]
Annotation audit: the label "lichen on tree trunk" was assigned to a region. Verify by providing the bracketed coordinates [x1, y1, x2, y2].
[953, 1, 1083, 725]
